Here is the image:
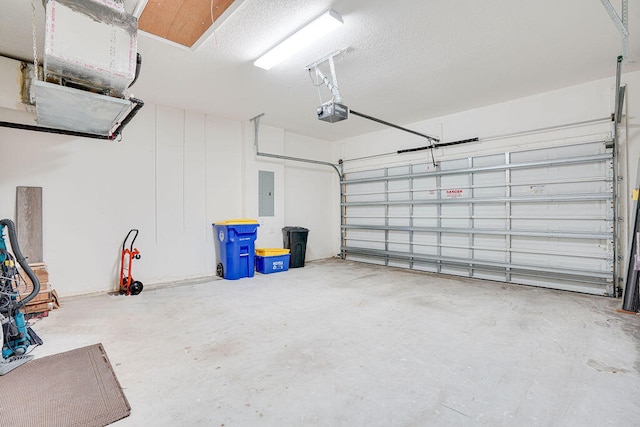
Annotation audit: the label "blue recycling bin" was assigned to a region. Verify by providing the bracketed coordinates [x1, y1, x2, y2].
[213, 220, 260, 280]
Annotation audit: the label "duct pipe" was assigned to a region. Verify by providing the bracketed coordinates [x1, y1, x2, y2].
[0, 219, 40, 306]
[0, 97, 144, 140]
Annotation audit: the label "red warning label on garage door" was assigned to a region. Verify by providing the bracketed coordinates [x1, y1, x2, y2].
[445, 189, 464, 198]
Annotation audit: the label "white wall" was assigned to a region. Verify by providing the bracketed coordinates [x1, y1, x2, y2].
[0, 56, 338, 296]
[282, 132, 341, 259]
[241, 122, 340, 260]
[334, 71, 640, 285]
[4, 53, 635, 296]
[0, 103, 245, 296]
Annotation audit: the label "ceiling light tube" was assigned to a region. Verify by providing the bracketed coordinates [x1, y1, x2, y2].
[254, 9, 343, 70]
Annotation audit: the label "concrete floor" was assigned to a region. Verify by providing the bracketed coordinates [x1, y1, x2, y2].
[31, 258, 640, 426]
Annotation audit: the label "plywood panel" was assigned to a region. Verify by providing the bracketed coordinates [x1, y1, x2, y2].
[16, 186, 43, 263]
[139, 0, 236, 47]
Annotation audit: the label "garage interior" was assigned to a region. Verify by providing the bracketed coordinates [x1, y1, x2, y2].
[1, 0, 640, 426]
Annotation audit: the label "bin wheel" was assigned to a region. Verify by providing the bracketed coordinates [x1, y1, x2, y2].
[216, 263, 224, 278]
[130, 280, 143, 295]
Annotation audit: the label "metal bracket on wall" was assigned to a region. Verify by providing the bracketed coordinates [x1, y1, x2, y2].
[600, 0, 629, 58]
[249, 113, 342, 177]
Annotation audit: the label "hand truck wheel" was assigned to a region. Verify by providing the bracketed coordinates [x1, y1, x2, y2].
[216, 263, 224, 278]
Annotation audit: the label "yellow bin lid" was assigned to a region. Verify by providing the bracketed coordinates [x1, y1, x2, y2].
[256, 248, 290, 256]
[215, 219, 259, 225]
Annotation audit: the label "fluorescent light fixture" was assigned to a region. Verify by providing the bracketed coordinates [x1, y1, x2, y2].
[254, 9, 343, 70]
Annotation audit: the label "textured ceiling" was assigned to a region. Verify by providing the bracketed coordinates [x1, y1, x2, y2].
[0, 0, 639, 142]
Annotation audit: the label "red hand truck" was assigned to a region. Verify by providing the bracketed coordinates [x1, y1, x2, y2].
[119, 229, 143, 295]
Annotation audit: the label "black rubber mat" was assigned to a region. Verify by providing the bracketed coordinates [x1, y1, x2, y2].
[0, 343, 130, 426]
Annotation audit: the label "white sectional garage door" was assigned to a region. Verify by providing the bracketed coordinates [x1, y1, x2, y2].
[341, 141, 615, 296]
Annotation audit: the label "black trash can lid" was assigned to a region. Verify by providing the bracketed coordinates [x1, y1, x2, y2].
[283, 226, 309, 232]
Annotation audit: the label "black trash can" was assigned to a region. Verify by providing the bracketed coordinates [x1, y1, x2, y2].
[282, 226, 309, 268]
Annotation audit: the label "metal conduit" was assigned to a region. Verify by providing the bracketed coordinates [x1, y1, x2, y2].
[250, 114, 342, 177]
[249, 114, 345, 259]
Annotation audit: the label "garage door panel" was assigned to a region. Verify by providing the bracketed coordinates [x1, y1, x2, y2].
[440, 158, 470, 170]
[388, 260, 411, 269]
[473, 271, 508, 281]
[388, 165, 411, 176]
[511, 217, 610, 233]
[473, 249, 507, 262]
[473, 236, 508, 260]
[509, 274, 609, 294]
[346, 182, 386, 203]
[510, 251, 609, 273]
[412, 262, 439, 273]
[510, 201, 609, 220]
[441, 175, 468, 195]
[510, 235, 610, 256]
[345, 206, 386, 226]
[440, 233, 471, 258]
[413, 176, 437, 198]
[347, 230, 386, 250]
[388, 206, 411, 226]
[349, 255, 386, 266]
[473, 171, 507, 197]
[472, 153, 505, 167]
[441, 205, 470, 227]
[509, 180, 609, 197]
[510, 141, 602, 162]
[512, 163, 606, 183]
[342, 141, 614, 295]
[473, 204, 507, 229]
[441, 265, 472, 276]
[413, 205, 439, 226]
[412, 232, 439, 255]
[412, 244, 439, 256]
[388, 179, 410, 202]
[388, 231, 410, 252]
